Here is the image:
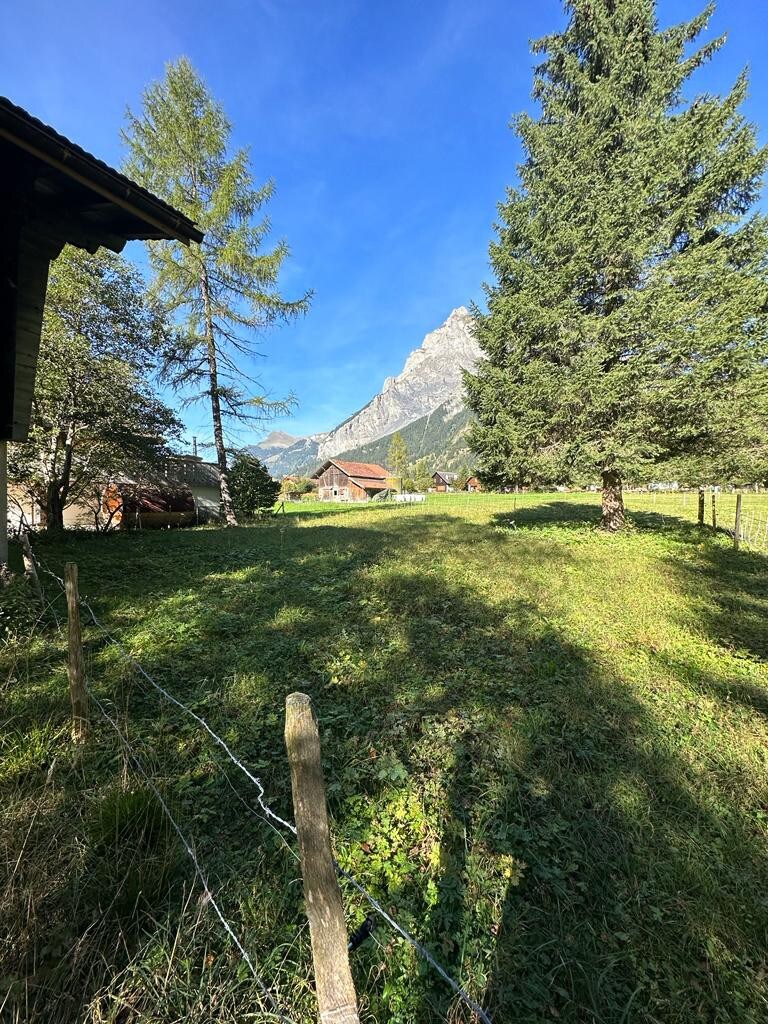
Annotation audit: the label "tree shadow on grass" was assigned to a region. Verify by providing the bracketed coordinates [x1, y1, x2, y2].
[327, 561, 768, 1023]
[7, 512, 768, 1022]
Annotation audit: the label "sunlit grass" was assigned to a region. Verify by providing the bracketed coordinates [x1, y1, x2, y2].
[2, 493, 767, 1022]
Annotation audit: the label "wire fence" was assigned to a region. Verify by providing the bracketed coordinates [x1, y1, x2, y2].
[27, 544, 495, 1024]
[283, 489, 768, 553]
[18, 485, 766, 1019]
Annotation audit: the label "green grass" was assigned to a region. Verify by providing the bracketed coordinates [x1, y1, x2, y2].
[2, 493, 768, 1023]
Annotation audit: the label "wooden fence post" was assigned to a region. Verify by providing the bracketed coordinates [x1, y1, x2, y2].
[64, 562, 89, 743]
[285, 692, 359, 1024]
[734, 493, 742, 551]
[711, 491, 717, 531]
[20, 533, 44, 608]
[698, 487, 705, 527]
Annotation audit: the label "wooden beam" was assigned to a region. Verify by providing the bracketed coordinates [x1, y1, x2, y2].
[0, 442, 8, 571]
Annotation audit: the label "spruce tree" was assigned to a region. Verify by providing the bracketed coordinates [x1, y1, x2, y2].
[465, 1, 768, 529]
[123, 58, 310, 526]
[229, 453, 280, 518]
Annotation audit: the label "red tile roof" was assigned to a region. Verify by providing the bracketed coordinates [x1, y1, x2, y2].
[311, 459, 390, 481]
[332, 460, 389, 479]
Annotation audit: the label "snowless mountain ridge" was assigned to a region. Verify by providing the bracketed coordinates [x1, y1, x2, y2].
[250, 307, 480, 477]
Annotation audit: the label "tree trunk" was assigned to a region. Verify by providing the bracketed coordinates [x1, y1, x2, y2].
[601, 469, 625, 531]
[44, 482, 66, 531]
[201, 267, 238, 526]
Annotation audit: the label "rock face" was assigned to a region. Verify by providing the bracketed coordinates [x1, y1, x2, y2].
[249, 307, 480, 477]
[317, 307, 478, 461]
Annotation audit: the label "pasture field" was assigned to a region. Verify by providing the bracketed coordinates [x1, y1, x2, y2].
[2, 493, 768, 1023]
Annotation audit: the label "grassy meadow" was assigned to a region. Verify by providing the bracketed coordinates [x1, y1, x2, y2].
[2, 492, 768, 1023]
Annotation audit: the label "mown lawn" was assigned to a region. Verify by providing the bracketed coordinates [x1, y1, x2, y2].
[2, 494, 768, 1023]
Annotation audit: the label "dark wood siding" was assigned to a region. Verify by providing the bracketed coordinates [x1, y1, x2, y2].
[316, 465, 368, 502]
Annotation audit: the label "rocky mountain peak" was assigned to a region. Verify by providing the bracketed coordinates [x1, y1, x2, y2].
[250, 306, 480, 477]
[316, 307, 480, 460]
[257, 430, 299, 449]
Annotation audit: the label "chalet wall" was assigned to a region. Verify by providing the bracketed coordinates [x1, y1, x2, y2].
[316, 465, 368, 502]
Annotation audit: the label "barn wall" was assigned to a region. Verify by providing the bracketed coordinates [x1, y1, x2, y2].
[316, 466, 369, 502]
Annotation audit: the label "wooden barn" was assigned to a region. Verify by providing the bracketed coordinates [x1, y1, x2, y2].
[432, 471, 458, 492]
[312, 460, 390, 502]
[0, 96, 202, 569]
[463, 476, 483, 492]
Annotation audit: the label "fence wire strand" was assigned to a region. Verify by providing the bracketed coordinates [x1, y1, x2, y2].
[31, 544, 496, 1023]
[88, 691, 295, 1023]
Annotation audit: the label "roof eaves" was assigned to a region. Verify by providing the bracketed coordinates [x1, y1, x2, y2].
[0, 96, 204, 245]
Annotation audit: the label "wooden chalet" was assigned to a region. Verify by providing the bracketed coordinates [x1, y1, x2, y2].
[432, 471, 458, 492]
[8, 455, 220, 533]
[312, 459, 390, 502]
[463, 476, 483, 492]
[0, 96, 203, 568]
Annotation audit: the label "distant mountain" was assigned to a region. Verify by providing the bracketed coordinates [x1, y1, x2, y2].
[246, 430, 300, 463]
[336, 396, 473, 470]
[253, 307, 480, 477]
[317, 307, 478, 459]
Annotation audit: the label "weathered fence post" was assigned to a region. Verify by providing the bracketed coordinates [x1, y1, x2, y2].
[285, 692, 359, 1024]
[698, 487, 705, 527]
[711, 491, 717, 531]
[734, 493, 742, 551]
[20, 533, 44, 608]
[64, 562, 89, 743]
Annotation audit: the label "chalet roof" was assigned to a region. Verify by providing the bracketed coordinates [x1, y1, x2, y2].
[433, 471, 458, 483]
[348, 478, 389, 491]
[166, 456, 220, 489]
[1, 97, 205, 443]
[0, 97, 203, 247]
[311, 459, 390, 481]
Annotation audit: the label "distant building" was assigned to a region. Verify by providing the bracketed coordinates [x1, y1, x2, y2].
[312, 460, 390, 502]
[432, 471, 458, 493]
[8, 455, 220, 531]
[463, 476, 483, 492]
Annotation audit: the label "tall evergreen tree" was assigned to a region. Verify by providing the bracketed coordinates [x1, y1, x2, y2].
[465, 1, 768, 529]
[123, 58, 310, 526]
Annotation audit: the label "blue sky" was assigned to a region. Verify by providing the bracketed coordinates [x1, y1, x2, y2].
[3, 0, 767, 449]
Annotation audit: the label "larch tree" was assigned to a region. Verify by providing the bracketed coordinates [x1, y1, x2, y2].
[388, 431, 409, 485]
[123, 57, 310, 526]
[465, 0, 768, 530]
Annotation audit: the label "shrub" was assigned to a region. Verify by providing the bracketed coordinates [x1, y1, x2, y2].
[229, 454, 280, 517]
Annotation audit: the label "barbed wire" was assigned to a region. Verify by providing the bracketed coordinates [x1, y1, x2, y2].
[335, 863, 493, 1024]
[30, 544, 494, 1023]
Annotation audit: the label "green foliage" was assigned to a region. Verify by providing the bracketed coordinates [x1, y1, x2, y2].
[281, 476, 315, 495]
[8, 246, 181, 530]
[123, 58, 310, 524]
[466, 1, 768, 511]
[88, 785, 179, 920]
[409, 457, 433, 492]
[0, 574, 37, 641]
[387, 432, 409, 484]
[5, 494, 768, 1021]
[229, 454, 280, 517]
